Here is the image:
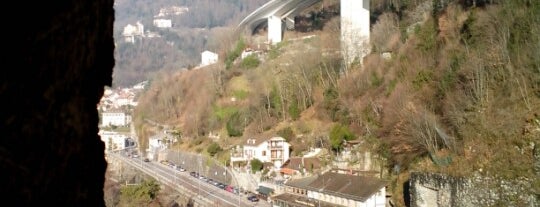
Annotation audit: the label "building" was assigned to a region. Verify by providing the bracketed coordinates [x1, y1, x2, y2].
[279, 157, 322, 177]
[153, 19, 172, 28]
[200, 50, 218, 66]
[101, 109, 131, 127]
[273, 170, 387, 207]
[230, 136, 290, 169]
[155, 6, 189, 17]
[146, 133, 174, 161]
[122, 21, 144, 43]
[99, 130, 134, 151]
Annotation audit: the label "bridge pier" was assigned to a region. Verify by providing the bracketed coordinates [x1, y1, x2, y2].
[341, 0, 370, 66]
[240, 0, 371, 64]
[268, 15, 284, 45]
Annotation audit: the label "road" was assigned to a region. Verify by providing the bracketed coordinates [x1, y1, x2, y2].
[107, 151, 271, 207]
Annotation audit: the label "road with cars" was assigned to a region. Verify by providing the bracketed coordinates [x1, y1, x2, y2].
[107, 151, 271, 207]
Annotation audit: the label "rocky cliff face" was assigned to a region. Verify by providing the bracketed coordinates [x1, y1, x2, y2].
[410, 172, 538, 207]
[0, 0, 114, 206]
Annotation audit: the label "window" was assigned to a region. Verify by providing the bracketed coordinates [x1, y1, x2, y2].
[262, 151, 266, 156]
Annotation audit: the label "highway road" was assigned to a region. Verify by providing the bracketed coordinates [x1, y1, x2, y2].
[107, 152, 271, 207]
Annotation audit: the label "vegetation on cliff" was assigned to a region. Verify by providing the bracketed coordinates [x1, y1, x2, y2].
[133, 0, 539, 205]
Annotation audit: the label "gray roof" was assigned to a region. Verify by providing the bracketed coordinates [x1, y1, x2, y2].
[285, 176, 319, 189]
[305, 171, 387, 202]
[273, 193, 337, 207]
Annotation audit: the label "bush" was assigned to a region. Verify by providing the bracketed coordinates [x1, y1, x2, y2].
[240, 54, 260, 69]
[207, 142, 223, 157]
[119, 179, 160, 206]
[226, 111, 243, 137]
[225, 38, 246, 69]
[250, 158, 263, 173]
[329, 124, 355, 152]
[288, 101, 301, 120]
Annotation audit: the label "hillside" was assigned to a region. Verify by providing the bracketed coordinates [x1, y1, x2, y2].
[112, 0, 267, 87]
[134, 0, 540, 205]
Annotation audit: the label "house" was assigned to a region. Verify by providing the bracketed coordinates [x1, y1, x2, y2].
[101, 109, 131, 127]
[153, 19, 172, 28]
[146, 132, 178, 160]
[272, 170, 387, 207]
[99, 130, 134, 151]
[230, 136, 290, 169]
[200, 50, 218, 66]
[155, 6, 189, 17]
[122, 21, 144, 43]
[279, 157, 322, 177]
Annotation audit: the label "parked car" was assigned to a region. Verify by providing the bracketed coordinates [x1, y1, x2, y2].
[225, 185, 234, 193]
[247, 194, 259, 202]
[143, 158, 150, 162]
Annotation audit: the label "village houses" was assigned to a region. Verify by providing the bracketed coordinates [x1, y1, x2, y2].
[99, 130, 135, 151]
[101, 108, 132, 127]
[231, 136, 291, 169]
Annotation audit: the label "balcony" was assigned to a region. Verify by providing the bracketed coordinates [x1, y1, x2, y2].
[268, 142, 284, 149]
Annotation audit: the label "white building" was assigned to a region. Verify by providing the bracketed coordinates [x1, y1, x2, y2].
[231, 136, 290, 169]
[99, 130, 134, 151]
[153, 19, 172, 28]
[273, 170, 387, 207]
[101, 109, 131, 127]
[133, 81, 148, 90]
[200, 50, 218, 66]
[122, 21, 145, 43]
[155, 6, 189, 17]
[341, 0, 370, 65]
[146, 133, 174, 161]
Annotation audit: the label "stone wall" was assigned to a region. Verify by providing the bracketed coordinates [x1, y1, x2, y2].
[0, 0, 114, 206]
[410, 172, 538, 207]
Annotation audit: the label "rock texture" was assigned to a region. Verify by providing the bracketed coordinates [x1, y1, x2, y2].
[0, 0, 114, 206]
[410, 172, 538, 207]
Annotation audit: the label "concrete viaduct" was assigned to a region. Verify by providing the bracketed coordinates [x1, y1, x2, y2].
[237, 0, 370, 64]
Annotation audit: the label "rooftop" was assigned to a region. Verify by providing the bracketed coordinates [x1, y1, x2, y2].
[284, 171, 387, 202]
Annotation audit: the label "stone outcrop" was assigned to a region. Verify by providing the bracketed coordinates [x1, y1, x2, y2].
[0, 0, 114, 206]
[410, 172, 538, 207]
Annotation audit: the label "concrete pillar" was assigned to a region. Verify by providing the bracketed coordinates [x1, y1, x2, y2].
[341, 0, 370, 66]
[268, 15, 283, 45]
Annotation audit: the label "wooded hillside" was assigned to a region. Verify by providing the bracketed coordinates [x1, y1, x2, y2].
[133, 0, 539, 205]
[113, 0, 267, 87]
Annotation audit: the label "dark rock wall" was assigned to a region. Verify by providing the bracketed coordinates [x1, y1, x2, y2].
[0, 1, 114, 206]
[410, 172, 538, 207]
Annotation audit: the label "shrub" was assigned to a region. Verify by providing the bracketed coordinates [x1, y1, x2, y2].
[250, 158, 263, 173]
[207, 142, 223, 157]
[225, 38, 245, 69]
[240, 54, 260, 69]
[329, 124, 355, 152]
[226, 111, 243, 137]
[288, 101, 301, 120]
